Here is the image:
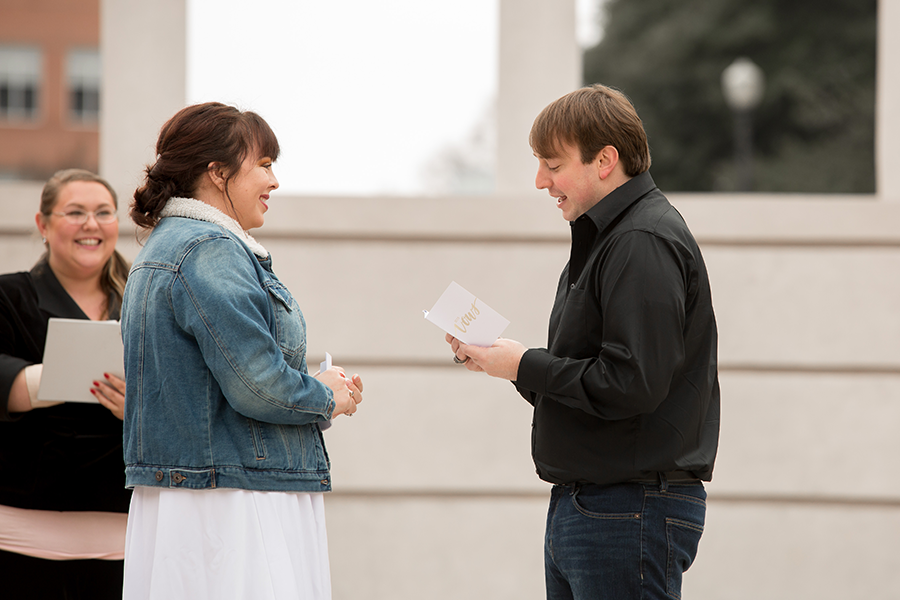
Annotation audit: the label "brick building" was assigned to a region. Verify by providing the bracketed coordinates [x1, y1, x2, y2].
[0, 0, 99, 181]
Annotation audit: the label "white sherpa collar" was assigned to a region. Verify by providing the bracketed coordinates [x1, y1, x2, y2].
[160, 197, 269, 259]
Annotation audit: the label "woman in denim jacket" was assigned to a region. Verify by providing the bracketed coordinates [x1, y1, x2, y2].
[120, 102, 362, 600]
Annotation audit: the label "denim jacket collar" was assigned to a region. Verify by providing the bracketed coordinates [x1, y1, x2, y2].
[161, 197, 269, 259]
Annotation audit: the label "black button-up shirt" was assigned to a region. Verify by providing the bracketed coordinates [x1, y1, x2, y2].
[515, 172, 720, 485]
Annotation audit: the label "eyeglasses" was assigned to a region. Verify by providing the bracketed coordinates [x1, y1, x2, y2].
[51, 209, 119, 225]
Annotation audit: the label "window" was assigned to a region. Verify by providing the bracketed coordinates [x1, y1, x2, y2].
[67, 48, 101, 123]
[0, 46, 41, 122]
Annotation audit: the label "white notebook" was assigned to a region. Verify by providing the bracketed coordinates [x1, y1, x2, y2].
[37, 318, 124, 403]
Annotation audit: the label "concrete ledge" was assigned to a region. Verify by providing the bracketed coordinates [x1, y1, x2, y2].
[3, 181, 900, 245]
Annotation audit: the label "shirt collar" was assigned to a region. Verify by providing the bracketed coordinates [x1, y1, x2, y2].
[574, 171, 658, 234]
[30, 259, 90, 319]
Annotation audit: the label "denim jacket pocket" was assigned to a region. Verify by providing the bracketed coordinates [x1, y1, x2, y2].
[264, 280, 306, 359]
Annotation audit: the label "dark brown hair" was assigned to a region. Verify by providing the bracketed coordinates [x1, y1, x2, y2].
[530, 84, 651, 176]
[37, 168, 130, 317]
[131, 102, 280, 230]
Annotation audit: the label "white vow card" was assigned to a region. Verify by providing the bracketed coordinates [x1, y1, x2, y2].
[320, 352, 332, 374]
[319, 352, 333, 430]
[423, 281, 510, 347]
[38, 318, 124, 403]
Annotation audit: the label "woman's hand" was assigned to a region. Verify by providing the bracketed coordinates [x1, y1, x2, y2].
[314, 368, 363, 418]
[91, 373, 126, 420]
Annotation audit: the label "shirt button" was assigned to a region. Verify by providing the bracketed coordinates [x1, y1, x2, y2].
[155, 471, 164, 481]
[570, 283, 576, 289]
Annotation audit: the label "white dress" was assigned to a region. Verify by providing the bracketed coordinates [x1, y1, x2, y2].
[123, 487, 331, 600]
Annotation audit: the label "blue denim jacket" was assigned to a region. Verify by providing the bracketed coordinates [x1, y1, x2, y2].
[121, 210, 335, 493]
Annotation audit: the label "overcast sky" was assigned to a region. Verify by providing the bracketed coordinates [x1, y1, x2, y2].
[186, 0, 603, 196]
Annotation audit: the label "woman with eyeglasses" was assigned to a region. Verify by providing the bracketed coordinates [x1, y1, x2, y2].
[0, 169, 132, 599]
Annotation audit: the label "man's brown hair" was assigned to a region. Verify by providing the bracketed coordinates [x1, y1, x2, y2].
[530, 84, 651, 176]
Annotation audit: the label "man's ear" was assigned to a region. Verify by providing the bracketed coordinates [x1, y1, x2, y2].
[206, 162, 228, 192]
[595, 145, 620, 180]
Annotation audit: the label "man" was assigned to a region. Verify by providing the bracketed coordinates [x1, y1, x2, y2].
[447, 84, 720, 599]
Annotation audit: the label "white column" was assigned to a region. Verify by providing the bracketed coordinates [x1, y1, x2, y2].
[496, 0, 580, 195]
[876, 0, 900, 200]
[100, 0, 188, 203]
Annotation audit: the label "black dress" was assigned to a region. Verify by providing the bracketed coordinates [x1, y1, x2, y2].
[0, 260, 130, 599]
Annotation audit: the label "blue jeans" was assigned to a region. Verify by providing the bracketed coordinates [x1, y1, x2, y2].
[544, 477, 706, 600]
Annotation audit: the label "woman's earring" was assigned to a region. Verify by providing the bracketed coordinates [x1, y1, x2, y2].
[41, 237, 46, 244]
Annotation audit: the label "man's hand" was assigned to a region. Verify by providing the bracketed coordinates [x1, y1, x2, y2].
[446, 334, 527, 381]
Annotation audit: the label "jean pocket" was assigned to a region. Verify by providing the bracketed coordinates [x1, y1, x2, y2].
[571, 484, 643, 520]
[665, 517, 704, 600]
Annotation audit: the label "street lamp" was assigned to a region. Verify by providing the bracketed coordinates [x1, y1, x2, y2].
[721, 57, 765, 192]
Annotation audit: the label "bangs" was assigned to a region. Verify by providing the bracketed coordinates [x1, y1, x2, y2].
[529, 103, 573, 160]
[243, 112, 281, 162]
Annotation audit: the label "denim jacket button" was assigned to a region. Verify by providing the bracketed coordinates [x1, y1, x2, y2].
[155, 470, 164, 482]
[172, 473, 185, 484]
